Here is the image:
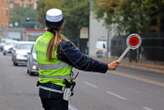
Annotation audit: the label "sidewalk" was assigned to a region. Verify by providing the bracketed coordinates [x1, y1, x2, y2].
[120, 59, 164, 74]
[98, 57, 164, 74]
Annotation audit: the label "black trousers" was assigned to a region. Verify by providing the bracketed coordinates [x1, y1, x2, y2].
[39, 88, 68, 110]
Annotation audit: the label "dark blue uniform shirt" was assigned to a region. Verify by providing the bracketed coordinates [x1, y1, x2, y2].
[57, 40, 108, 73]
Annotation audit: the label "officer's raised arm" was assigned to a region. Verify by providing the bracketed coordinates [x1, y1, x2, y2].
[57, 40, 119, 73]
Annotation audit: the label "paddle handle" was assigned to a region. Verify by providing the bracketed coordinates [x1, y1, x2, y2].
[117, 47, 130, 62]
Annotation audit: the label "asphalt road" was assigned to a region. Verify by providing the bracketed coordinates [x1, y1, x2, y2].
[0, 53, 164, 110]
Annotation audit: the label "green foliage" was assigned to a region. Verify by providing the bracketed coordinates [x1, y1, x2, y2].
[95, 0, 164, 33]
[37, 0, 89, 41]
[10, 6, 37, 27]
[37, 0, 62, 24]
[62, 0, 89, 40]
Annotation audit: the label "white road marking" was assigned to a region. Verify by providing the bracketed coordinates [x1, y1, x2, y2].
[143, 106, 153, 110]
[83, 81, 98, 89]
[106, 91, 127, 100]
[69, 104, 78, 110]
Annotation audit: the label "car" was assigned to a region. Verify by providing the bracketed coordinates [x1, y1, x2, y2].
[0, 38, 14, 52]
[96, 40, 107, 58]
[12, 41, 34, 66]
[0, 38, 5, 51]
[96, 50, 104, 58]
[27, 45, 38, 75]
[0, 42, 5, 51]
[3, 40, 18, 55]
[0, 38, 6, 51]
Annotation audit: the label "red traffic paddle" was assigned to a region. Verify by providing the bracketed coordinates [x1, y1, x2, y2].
[117, 33, 142, 62]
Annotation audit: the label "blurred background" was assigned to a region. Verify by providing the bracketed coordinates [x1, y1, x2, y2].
[0, 0, 164, 110]
[0, 0, 164, 63]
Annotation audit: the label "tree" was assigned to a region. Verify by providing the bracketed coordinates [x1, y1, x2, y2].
[95, 0, 164, 34]
[37, 0, 62, 25]
[62, 0, 89, 41]
[37, 0, 89, 42]
[10, 6, 37, 28]
[96, 0, 164, 61]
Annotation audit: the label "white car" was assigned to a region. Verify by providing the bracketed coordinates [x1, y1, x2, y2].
[0, 38, 16, 52]
[12, 41, 35, 66]
[0, 42, 5, 51]
[3, 40, 18, 55]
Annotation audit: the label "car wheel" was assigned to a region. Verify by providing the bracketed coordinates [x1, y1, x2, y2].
[3, 52, 6, 55]
[27, 69, 30, 74]
[13, 61, 18, 66]
[27, 69, 29, 73]
[27, 69, 33, 75]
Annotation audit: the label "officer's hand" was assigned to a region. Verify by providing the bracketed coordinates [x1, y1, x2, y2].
[108, 60, 120, 70]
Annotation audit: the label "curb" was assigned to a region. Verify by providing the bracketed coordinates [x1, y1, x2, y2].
[96, 57, 164, 74]
[120, 63, 164, 74]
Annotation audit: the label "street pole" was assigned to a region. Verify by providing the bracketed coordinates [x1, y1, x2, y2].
[106, 28, 110, 61]
[88, 0, 93, 56]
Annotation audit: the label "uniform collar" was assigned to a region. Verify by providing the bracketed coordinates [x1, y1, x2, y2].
[45, 31, 54, 37]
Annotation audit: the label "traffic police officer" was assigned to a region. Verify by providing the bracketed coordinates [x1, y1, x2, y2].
[35, 8, 119, 110]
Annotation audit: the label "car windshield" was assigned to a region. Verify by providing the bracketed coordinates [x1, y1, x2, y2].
[16, 43, 33, 50]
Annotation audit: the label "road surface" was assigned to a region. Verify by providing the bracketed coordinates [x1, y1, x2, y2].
[0, 53, 164, 110]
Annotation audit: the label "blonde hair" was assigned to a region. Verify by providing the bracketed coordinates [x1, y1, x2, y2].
[47, 29, 63, 61]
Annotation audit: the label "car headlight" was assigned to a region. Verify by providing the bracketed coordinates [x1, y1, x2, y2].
[16, 54, 26, 59]
[32, 65, 37, 70]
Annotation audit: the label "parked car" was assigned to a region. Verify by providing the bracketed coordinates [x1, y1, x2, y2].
[27, 45, 38, 75]
[12, 41, 34, 66]
[96, 40, 107, 58]
[96, 50, 104, 58]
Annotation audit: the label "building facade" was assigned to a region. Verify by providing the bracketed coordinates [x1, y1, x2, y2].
[89, 11, 108, 57]
[0, 0, 9, 28]
[89, 10, 118, 57]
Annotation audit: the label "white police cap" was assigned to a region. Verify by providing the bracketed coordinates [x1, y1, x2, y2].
[46, 8, 63, 22]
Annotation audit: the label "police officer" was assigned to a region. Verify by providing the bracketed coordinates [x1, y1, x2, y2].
[35, 8, 119, 110]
